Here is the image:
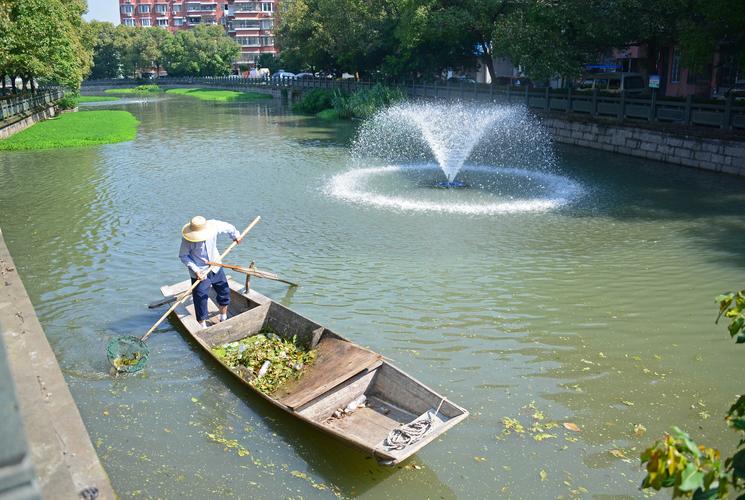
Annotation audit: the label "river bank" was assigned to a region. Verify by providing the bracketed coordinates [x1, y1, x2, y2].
[0, 228, 114, 499]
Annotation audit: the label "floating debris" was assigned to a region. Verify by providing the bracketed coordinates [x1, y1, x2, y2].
[212, 330, 316, 395]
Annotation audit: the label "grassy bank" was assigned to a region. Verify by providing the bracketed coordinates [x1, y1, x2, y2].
[166, 88, 272, 102]
[78, 96, 120, 103]
[0, 110, 139, 151]
[104, 84, 163, 95]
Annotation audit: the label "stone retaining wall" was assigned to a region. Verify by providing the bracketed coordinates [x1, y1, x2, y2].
[542, 116, 745, 176]
[0, 105, 57, 140]
[0, 228, 115, 499]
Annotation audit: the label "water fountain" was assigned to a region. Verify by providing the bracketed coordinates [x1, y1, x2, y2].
[327, 101, 584, 215]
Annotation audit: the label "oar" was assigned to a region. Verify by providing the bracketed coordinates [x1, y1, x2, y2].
[204, 261, 299, 287]
[148, 261, 297, 308]
[140, 216, 261, 342]
[107, 216, 262, 374]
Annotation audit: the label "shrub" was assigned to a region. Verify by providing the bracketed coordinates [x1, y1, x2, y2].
[57, 93, 79, 110]
[332, 84, 405, 119]
[292, 88, 336, 114]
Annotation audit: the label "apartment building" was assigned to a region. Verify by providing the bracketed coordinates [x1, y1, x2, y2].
[119, 1, 279, 67]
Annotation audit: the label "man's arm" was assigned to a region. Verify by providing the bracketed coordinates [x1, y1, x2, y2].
[211, 220, 241, 242]
[179, 239, 202, 275]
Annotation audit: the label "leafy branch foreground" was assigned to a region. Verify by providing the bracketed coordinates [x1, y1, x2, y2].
[212, 330, 316, 394]
[641, 290, 745, 498]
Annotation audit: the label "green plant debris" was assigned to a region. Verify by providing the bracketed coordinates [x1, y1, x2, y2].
[111, 351, 143, 370]
[212, 329, 316, 394]
[104, 84, 163, 95]
[205, 425, 250, 457]
[166, 88, 272, 102]
[0, 110, 139, 151]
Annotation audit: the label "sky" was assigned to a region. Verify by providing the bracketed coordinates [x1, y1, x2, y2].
[83, 0, 120, 24]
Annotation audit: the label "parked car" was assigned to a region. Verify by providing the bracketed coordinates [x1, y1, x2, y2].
[576, 72, 646, 94]
[493, 76, 533, 88]
[271, 70, 296, 80]
[725, 81, 745, 100]
[447, 76, 477, 84]
[295, 72, 315, 79]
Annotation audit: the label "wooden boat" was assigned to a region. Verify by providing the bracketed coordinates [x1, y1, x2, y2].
[160, 277, 468, 465]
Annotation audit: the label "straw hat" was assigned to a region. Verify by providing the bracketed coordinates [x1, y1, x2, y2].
[182, 216, 211, 242]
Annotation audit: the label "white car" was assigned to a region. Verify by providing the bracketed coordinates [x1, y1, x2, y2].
[270, 71, 296, 80]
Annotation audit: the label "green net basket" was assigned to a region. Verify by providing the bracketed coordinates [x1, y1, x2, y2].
[107, 336, 150, 373]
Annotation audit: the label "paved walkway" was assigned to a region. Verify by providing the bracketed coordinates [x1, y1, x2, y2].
[0, 228, 114, 499]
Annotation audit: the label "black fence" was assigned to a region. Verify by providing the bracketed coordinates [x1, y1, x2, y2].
[0, 88, 65, 123]
[83, 77, 745, 132]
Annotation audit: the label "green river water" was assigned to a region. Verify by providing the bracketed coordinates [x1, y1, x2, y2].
[1, 95, 745, 499]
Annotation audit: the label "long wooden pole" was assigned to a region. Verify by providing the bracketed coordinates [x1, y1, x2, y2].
[140, 216, 261, 341]
[204, 261, 298, 287]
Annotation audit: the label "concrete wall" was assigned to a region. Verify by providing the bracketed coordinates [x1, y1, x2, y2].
[542, 116, 745, 176]
[0, 105, 57, 140]
[0, 229, 115, 499]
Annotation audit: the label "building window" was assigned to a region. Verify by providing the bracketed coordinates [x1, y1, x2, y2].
[157, 18, 169, 26]
[671, 48, 682, 83]
[138, 4, 150, 13]
[155, 4, 168, 13]
[261, 2, 273, 12]
[186, 3, 200, 11]
[235, 2, 259, 11]
[187, 16, 201, 23]
[173, 4, 182, 12]
[174, 17, 184, 26]
[260, 19, 273, 30]
[141, 18, 152, 26]
[121, 4, 133, 14]
[236, 36, 260, 46]
[123, 18, 136, 26]
[200, 3, 217, 11]
[236, 19, 260, 29]
[261, 36, 273, 46]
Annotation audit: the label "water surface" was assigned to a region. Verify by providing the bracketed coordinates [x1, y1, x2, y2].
[1, 96, 745, 498]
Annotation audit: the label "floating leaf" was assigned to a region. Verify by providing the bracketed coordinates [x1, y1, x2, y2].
[610, 449, 627, 459]
[474, 456, 487, 462]
[539, 469, 548, 481]
[633, 423, 647, 437]
[563, 422, 581, 432]
[533, 433, 557, 442]
[191, 397, 198, 403]
[621, 400, 635, 406]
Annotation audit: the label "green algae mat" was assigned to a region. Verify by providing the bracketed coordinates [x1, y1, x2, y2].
[166, 88, 272, 102]
[0, 110, 139, 151]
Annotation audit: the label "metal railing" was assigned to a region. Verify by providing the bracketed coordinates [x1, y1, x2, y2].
[83, 77, 745, 131]
[0, 88, 65, 123]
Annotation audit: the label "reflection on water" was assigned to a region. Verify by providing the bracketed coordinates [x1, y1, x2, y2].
[1, 96, 745, 498]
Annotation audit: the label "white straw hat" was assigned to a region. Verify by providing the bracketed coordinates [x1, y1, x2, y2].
[182, 216, 211, 242]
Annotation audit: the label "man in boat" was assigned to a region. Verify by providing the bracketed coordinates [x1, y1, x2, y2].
[179, 216, 242, 328]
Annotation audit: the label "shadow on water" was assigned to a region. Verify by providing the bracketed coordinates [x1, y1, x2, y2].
[171, 318, 456, 498]
[556, 144, 745, 267]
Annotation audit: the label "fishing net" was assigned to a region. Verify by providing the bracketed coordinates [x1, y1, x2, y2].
[107, 336, 150, 373]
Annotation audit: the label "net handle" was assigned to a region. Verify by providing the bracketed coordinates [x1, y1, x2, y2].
[140, 216, 261, 342]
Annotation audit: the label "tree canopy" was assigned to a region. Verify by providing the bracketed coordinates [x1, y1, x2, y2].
[86, 23, 240, 79]
[0, 0, 92, 91]
[276, 0, 745, 83]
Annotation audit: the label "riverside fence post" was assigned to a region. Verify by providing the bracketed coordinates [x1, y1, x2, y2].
[723, 95, 733, 130]
[650, 90, 657, 122]
[684, 95, 692, 126]
[618, 90, 626, 121]
[524, 86, 529, 107]
[592, 89, 598, 117]
[567, 87, 572, 114]
[545, 87, 550, 111]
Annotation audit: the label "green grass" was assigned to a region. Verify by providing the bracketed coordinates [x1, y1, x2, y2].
[166, 88, 272, 102]
[0, 110, 140, 151]
[315, 108, 340, 120]
[78, 95, 120, 103]
[104, 84, 163, 95]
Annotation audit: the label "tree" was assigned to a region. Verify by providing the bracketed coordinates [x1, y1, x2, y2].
[257, 54, 281, 73]
[162, 25, 239, 77]
[134, 26, 172, 76]
[87, 21, 121, 79]
[0, 0, 91, 92]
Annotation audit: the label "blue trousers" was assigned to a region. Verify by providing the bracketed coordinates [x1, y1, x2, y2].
[191, 268, 230, 321]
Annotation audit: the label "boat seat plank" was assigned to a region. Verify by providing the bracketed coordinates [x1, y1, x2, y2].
[276, 337, 383, 410]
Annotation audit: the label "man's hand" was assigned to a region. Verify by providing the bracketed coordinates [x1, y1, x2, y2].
[234, 236, 242, 244]
[196, 270, 207, 280]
